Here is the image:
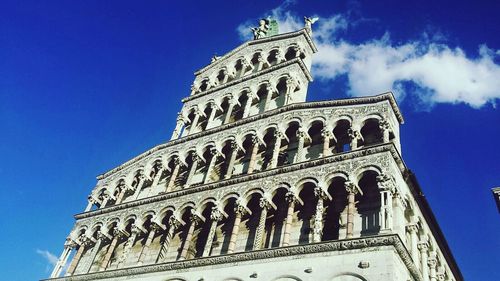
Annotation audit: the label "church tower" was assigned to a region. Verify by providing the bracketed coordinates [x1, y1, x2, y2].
[46, 19, 462, 281]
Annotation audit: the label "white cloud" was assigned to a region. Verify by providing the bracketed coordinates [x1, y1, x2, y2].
[237, 4, 500, 108]
[37, 249, 58, 266]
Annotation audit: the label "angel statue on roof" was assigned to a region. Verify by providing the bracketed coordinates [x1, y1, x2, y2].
[304, 16, 319, 33]
[251, 18, 270, 39]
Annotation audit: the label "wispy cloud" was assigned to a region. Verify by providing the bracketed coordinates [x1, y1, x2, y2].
[236, 3, 500, 109]
[37, 249, 58, 272]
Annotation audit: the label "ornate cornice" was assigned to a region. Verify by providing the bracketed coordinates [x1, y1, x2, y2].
[97, 93, 403, 180]
[184, 58, 312, 103]
[195, 29, 317, 75]
[42, 234, 422, 281]
[81, 143, 404, 220]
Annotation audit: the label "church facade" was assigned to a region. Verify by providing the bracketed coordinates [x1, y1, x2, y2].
[45, 20, 462, 281]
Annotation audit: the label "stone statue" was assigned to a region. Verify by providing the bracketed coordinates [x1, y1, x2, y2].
[304, 16, 319, 33]
[211, 55, 221, 63]
[251, 19, 270, 39]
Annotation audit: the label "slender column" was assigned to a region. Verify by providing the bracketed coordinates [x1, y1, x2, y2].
[190, 84, 197, 96]
[228, 202, 247, 254]
[65, 236, 90, 276]
[269, 131, 284, 169]
[166, 157, 181, 192]
[345, 181, 360, 239]
[379, 120, 391, 142]
[132, 171, 146, 200]
[84, 197, 96, 212]
[81, 233, 105, 273]
[240, 59, 252, 77]
[282, 192, 297, 247]
[428, 254, 438, 281]
[294, 128, 307, 163]
[377, 174, 394, 231]
[348, 128, 362, 150]
[242, 92, 256, 118]
[117, 225, 141, 268]
[321, 127, 336, 157]
[204, 148, 219, 184]
[51, 240, 75, 278]
[99, 228, 122, 271]
[179, 214, 201, 260]
[221, 69, 229, 84]
[171, 114, 186, 140]
[184, 152, 200, 188]
[148, 162, 165, 196]
[284, 77, 296, 105]
[419, 241, 430, 281]
[276, 49, 285, 63]
[224, 140, 239, 179]
[223, 98, 237, 124]
[255, 54, 265, 72]
[253, 198, 272, 250]
[156, 217, 182, 263]
[205, 102, 218, 129]
[188, 109, 202, 134]
[247, 135, 260, 174]
[312, 187, 329, 243]
[407, 224, 420, 266]
[202, 207, 223, 257]
[263, 85, 274, 111]
[137, 223, 160, 265]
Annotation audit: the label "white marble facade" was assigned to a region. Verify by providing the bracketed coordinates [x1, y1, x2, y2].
[46, 26, 462, 281]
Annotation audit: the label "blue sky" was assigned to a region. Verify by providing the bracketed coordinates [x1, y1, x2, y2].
[0, 1, 499, 280]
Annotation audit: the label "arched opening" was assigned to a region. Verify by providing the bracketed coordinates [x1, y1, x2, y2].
[275, 78, 288, 107]
[261, 128, 276, 170]
[199, 79, 209, 92]
[267, 49, 280, 66]
[215, 198, 237, 255]
[324, 177, 348, 241]
[357, 171, 381, 236]
[361, 118, 383, 146]
[305, 121, 323, 160]
[333, 119, 351, 153]
[264, 188, 287, 248]
[242, 194, 261, 251]
[295, 182, 317, 245]
[193, 202, 215, 258]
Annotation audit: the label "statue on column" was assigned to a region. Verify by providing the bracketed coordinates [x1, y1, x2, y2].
[251, 19, 270, 39]
[304, 16, 319, 33]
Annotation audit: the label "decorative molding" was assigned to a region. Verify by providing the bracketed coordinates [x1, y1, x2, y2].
[43, 235, 422, 281]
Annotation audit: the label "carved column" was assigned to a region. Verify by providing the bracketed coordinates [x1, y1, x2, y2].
[204, 148, 220, 184]
[247, 135, 260, 174]
[348, 128, 362, 150]
[51, 239, 75, 278]
[321, 127, 335, 157]
[255, 53, 265, 72]
[84, 196, 96, 212]
[189, 84, 197, 96]
[117, 225, 141, 268]
[253, 198, 272, 250]
[114, 181, 132, 205]
[284, 77, 296, 105]
[188, 109, 202, 134]
[345, 181, 360, 239]
[65, 236, 90, 276]
[202, 207, 223, 257]
[428, 254, 438, 281]
[205, 102, 218, 129]
[276, 49, 285, 63]
[156, 217, 182, 263]
[377, 174, 394, 231]
[379, 120, 391, 142]
[228, 201, 247, 254]
[407, 224, 420, 266]
[313, 187, 329, 243]
[179, 213, 202, 260]
[137, 222, 161, 265]
[221, 69, 229, 84]
[132, 171, 146, 200]
[418, 241, 430, 281]
[184, 152, 200, 188]
[240, 59, 252, 77]
[263, 83, 274, 111]
[81, 232, 106, 273]
[166, 157, 181, 192]
[270, 131, 284, 169]
[99, 228, 123, 271]
[294, 128, 307, 163]
[242, 92, 256, 118]
[282, 191, 297, 246]
[223, 98, 238, 124]
[224, 140, 239, 179]
[171, 114, 186, 140]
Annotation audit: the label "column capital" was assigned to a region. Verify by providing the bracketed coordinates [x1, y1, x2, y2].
[406, 223, 419, 233]
[176, 113, 187, 123]
[234, 200, 250, 216]
[258, 197, 275, 210]
[348, 128, 362, 141]
[296, 128, 308, 139]
[376, 173, 395, 192]
[285, 191, 301, 204]
[418, 241, 429, 252]
[285, 76, 297, 89]
[345, 181, 362, 195]
[210, 207, 224, 222]
[314, 186, 330, 200]
[189, 212, 204, 226]
[273, 130, 285, 140]
[428, 256, 438, 268]
[321, 127, 334, 139]
[168, 216, 184, 230]
[379, 119, 390, 130]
